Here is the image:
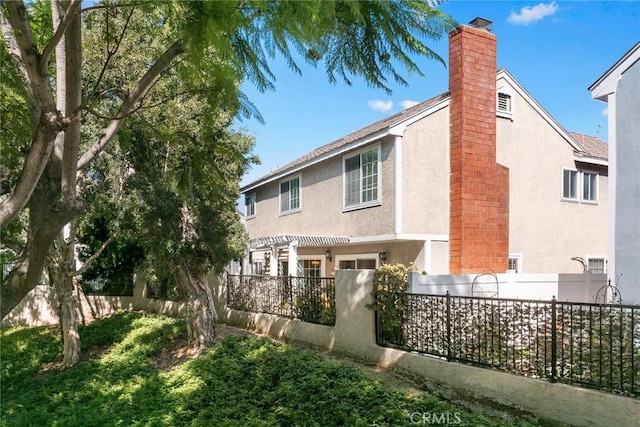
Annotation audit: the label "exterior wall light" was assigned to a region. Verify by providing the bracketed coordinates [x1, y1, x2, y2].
[379, 252, 387, 263]
[325, 250, 332, 262]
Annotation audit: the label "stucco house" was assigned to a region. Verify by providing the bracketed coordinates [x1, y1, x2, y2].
[589, 42, 640, 305]
[240, 18, 609, 278]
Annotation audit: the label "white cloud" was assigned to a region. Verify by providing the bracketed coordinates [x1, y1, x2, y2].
[400, 100, 420, 109]
[507, 2, 559, 26]
[601, 107, 608, 117]
[368, 99, 394, 113]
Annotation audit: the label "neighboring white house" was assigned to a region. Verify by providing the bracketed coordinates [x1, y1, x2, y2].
[589, 42, 640, 305]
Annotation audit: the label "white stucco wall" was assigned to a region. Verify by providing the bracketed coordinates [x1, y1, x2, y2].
[614, 60, 640, 304]
[496, 76, 608, 274]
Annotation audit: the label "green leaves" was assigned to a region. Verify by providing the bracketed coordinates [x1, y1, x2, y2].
[1, 314, 539, 427]
[173, 0, 456, 94]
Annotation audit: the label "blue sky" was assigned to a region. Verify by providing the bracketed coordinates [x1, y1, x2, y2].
[237, 1, 640, 186]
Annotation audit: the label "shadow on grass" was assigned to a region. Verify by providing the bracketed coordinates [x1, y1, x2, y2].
[1, 312, 188, 426]
[1, 313, 539, 427]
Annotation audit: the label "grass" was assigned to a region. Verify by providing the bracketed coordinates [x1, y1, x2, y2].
[1, 312, 541, 426]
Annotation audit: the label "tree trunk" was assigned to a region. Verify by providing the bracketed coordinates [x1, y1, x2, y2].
[175, 259, 217, 352]
[49, 234, 81, 368]
[0, 0, 81, 320]
[0, 174, 70, 319]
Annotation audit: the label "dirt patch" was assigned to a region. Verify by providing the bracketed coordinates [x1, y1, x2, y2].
[152, 325, 265, 371]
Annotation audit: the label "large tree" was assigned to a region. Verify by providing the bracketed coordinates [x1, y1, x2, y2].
[0, 0, 455, 322]
[120, 111, 255, 350]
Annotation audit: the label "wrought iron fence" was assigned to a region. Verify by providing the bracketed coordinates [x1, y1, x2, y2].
[226, 275, 336, 326]
[374, 291, 640, 398]
[81, 276, 134, 296]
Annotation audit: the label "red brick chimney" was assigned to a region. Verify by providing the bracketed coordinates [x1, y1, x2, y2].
[449, 18, 510, 274]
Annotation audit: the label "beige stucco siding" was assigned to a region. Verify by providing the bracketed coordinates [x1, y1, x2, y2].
[496, 77, 608, 273]
[245, 137, 396, 239]
[400, 107, 450, 235]
[299, 241, 426, 274]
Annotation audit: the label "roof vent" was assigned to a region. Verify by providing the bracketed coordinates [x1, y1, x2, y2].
[469, 17, 493, 32]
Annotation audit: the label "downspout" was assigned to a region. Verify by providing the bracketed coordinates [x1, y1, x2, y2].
[607, 93, 617, 283]
[393, 134, 403, 235]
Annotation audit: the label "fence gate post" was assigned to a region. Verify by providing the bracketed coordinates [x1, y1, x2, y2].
[446, 291, 452, 362]
[550, 295, 557, 382]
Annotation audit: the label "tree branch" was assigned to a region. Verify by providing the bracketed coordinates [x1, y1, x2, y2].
[0, 1, 65, 228]
[80, 1, 147, 15]
[84, 87, 204, 121]
[1, 2, 39, 124]
[87, 6, 135, 105]
[0, 113, 62, 228]
[77, 39, 185, 170]
[41, 0, 82, 67]
[71, 231, 119, 277]
[1, 1, 57, 112]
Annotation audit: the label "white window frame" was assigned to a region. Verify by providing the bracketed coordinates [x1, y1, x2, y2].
[297, 256, 325, 277]
[582, 170, 599, 204]
[343, 144, 381, 211]
[279, 175, 301, 215]
[496, 87, 514, 120]
[335, 253, 379, 270]
[507, 253, 522, 273]
[562, 168, 579, 201]
[587, 257, 608, 274]
[561, 168, 599, 204]
[245, 192, 256, 219]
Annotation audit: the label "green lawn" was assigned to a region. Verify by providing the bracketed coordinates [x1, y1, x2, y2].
[1, 312, 541, 426]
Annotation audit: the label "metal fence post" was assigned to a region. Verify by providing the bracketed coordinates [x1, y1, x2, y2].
[446, 291, 452, 362]
[550, 295, 557, 382]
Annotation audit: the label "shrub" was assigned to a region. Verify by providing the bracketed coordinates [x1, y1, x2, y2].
[368, 263, 414, 345]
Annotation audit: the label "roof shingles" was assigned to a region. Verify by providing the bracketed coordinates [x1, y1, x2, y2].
[242, 92, 449, 190]
[568, 132, 608, 160]
[241, 92, 608, 191]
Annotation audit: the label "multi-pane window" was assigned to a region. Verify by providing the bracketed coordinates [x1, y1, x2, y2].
[298, 259, 322, 277]
[280, 176, 300, 214]
[588, 258, 606, 274]
[583, 172, 597, 202]
[344, 147, 379, 208]
[562, 169, 578, 200]
[508, 257, 519, 273]
[245, 193, 256, 218]
[562, 168, 598, 203]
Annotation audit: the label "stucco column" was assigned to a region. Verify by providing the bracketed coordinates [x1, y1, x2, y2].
[288, 241, 298, 276]
[269, 245, 278, 276]
[333, 269, 378, 360]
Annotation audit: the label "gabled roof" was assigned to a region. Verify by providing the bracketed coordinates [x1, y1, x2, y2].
[242, 69, 608, 193]
[241, 92, 450, 192]
[589, 42, 640, 101]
